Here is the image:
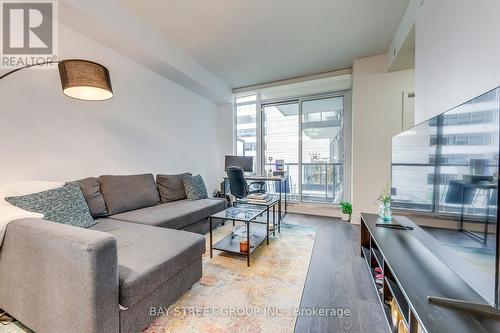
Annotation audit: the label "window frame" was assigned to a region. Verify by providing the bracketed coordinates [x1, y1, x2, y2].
[233, 90, 352, 204]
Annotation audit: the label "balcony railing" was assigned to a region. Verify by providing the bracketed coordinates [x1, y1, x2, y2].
[264, 162, 343, 203]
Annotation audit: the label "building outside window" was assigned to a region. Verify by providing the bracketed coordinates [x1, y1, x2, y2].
[234, 92, 348, 204]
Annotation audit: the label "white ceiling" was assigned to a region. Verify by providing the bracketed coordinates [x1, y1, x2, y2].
[121, 0, 409, 89]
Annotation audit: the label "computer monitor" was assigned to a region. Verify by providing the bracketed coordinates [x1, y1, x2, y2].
[225, 155, 254, 172]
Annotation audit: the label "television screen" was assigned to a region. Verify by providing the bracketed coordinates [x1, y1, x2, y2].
[391, 87, 499, 305]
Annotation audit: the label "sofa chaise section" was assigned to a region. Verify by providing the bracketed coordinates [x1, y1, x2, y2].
[0, 217, 206, 333]
[91, 218, 205, 332]
[91, 218, 205, 307]
[0, 218, 119, 333]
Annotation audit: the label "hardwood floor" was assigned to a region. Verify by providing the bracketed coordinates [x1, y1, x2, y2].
[283, 213, 387, 333]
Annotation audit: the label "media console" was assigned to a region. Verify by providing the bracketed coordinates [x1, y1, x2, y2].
[360, 213, 500, 333]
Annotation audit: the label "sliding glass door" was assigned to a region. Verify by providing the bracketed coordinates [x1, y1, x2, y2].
[301, 97, 344, 203]
[261, 95, 345, 203]
[262, 102, 300, 200]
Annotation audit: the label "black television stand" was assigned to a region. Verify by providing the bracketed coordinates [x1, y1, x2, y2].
[427, 296, 500, 317]
[360, 213, 500, 333]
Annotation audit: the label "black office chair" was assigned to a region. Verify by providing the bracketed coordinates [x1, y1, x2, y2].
[226, 166, 265, 199]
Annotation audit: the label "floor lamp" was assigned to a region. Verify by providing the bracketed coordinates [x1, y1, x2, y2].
[0, 59, 113, 101]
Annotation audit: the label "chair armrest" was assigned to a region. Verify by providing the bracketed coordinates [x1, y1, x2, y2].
[248, 181, 266, 194]
[0, 218, 119, 333]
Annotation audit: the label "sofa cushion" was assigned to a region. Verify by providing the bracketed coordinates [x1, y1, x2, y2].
[183, 175, 208, 200]
[156, 173, 191, 203]
[5, 182, 96, 228]
[109, 198, 225, 230]
[99, 174, 160, 215]
[78, 177, 108, 218]
[90, 218, 205, 308]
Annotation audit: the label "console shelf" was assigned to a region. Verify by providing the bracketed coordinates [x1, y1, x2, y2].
[385, 277, 409, 326]
[360, 213, 500, 333]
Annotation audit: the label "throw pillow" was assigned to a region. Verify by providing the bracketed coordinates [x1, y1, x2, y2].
[183, 174, 208, 200]
[78, 177, 108, 218]
[156, 173, 191, 203]
[98, 174, 160, 215]
[0, 180, 65, 205]
[5, 182, 96, 228]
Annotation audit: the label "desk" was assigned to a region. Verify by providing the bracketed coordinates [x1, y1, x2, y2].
[222, 175, 288, 220]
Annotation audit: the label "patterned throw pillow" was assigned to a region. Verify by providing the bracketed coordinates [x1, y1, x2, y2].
[183, 175, 208, 200]
[5, 182, 96, 228]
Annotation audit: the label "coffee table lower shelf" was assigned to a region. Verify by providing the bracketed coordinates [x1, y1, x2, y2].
[212, 224, 269, 265]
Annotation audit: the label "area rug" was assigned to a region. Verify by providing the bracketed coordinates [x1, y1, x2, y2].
[0, 316, 31, 333]
[145, 222, 316, 333]
[0, 222, 316, 333]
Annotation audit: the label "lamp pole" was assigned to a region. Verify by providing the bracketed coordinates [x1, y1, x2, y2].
[0, 60, 58, 80]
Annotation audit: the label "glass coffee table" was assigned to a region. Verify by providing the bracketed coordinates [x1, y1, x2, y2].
[234, 196, 281, 235]
[209, 205, 275, 266]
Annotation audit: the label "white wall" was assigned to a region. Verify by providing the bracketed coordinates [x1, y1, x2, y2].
[415, 0, 500, 122]
[0, 24, 224, 191]
[217, 103, 234, 176]
[351, 54, 415, 223]
[59, 0, 232, 104]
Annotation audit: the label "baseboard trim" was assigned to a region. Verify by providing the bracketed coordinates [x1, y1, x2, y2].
[286, 203, 341, 218]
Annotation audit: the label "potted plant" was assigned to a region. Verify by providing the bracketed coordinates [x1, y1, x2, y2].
[339, 201, 352, 222]
[377, 188, 392, 221]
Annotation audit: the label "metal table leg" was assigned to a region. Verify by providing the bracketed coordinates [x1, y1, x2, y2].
[266, 207, 270, 245]
[247, 220, 250, 267]
[278, 201, 281, 233]
[278, 180, 282, 220]
[273, 204, 276, 237]
[209, 217, 213, 258]
[284, 177, 288, 217]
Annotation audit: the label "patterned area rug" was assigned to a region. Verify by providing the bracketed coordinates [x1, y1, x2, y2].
[145, 222, 316, 333]
[0, 222, 316, 333]
[0, 316, 31, 333]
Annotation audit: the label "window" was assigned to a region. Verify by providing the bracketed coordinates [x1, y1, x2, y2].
[234, 93, 347, 204]
[391, 120, 437, 212]
[301, 97, 344, 203]
[236, 95, 257, 104]
[238, 128, 256, 137]
[235, 101, 257, 162]
[263, 102, 300, 201]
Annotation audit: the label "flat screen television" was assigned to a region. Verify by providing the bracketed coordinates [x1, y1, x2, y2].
[391, 87, 499, 307]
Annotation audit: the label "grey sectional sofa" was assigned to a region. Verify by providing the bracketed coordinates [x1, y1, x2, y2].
[0, 173, 225, 333]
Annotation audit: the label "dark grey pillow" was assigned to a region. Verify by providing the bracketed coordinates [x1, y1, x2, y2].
[183, 174, 208, 200]
[5, 182, 96, 228]
[156, 173, 191, 203]
[98, 174, 160, 215]
[78, 177, 108, 218]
